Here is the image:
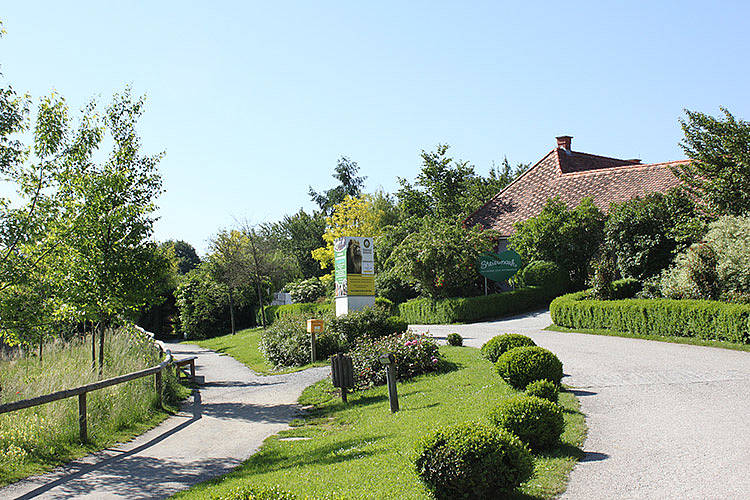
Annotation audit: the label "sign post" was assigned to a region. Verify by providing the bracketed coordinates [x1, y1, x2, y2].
[334, 236, 375, 316]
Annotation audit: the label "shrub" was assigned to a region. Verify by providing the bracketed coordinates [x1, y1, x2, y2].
[446, 333, 463, 346]
[550, 291, 750, 344]
[327, 307, 407, 346]
[481, 334, 536, 363]
[259, 314, 339, 367]
[398, 286, 556, 324]
[285, 277, 326, 304]
[495, 346, 563, 389]
[349, 331, 442, 389]
[415, 422, 534, 499]
[660, 215, 750, 303]
[520, 260, 569, 294]
[210, 484, 297, 500]
[610, 278, 642, 299]
[375, 268, 419, 305]
[524, 379, 559, 403]
[489, 395, 565, 451]
[374, 296, 398, 316]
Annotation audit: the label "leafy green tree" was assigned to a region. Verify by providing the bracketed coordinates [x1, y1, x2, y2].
[388, 219, 498, 299]
[266, 209, 326, 279]
[309, 156, 367, 215]
[675, 107, 750, 216]
[163, 239, 200, 274]
[208, 229, 251, 335]
[509, 198, 605, 288]
[603, 190, 705, 281]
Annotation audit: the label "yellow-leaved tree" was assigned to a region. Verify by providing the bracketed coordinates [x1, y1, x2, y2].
[311, 195, 385, 273]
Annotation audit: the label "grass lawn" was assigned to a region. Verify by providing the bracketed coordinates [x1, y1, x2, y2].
[185, 328, 327, 375]
[546, 324, 750, 352]
[175, 346, 586, 499]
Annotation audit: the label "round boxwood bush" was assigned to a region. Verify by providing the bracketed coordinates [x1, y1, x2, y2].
[524, 379, 559, 403]
[481, 334, 536, 363]
[446, 333, 463, 346]
[489, 395, 565, 451]
[415, 422, 534, 499]
[495, 346, 563, 389]
[520, 260, 569, 294]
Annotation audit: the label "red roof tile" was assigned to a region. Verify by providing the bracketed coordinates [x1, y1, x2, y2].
[465, 147, 689, 236]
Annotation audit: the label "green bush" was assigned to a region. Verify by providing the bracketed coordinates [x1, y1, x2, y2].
[285, 277, 326, 304]
[415, 422, 534, 499]
[398, 286, 556, 324]
[349, 331, 442, 389]
[210, 484, 297, 500]
[481, 334, 536, 363]
[327, 307, 407, 346]
[374, 296, 398, 316]
[375, 268, 419, 305]
[489, 395, 565, 451]
[550, 291, 750, 344]
[524, 379, 559, 403]
[520, 260, 569, 294]
[610, 278, 642, 299]
[446, 333, 463, 346]
[495, 346, 563, 389]
[258, 314, 339, 368]
[256, 302, 333, 327]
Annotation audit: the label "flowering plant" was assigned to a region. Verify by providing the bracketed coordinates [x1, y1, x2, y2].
[348, 330, 443, 389]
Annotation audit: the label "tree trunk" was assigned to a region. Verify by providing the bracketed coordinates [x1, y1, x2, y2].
[98, 321, 105, 377]
[228, 288, 236, 335]
[256, 279, 267, 329]
[91, 321, 96, 371]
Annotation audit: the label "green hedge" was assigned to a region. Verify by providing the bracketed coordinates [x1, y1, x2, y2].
[398, 286, 556, 324]
[256, 302, 333, 326]
[550, 291, 750, 344]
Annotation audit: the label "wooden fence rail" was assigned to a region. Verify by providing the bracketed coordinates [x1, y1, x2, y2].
[0, 350, 175, 442]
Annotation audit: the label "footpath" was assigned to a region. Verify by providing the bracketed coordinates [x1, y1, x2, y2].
[413, 310, 750, 499]
[1, 342, 328, 500]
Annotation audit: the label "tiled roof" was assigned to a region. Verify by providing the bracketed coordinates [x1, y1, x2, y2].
[465, 147, 689, 236]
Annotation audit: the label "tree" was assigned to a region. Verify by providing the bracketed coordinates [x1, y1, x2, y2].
[603, 190, 705, 281]
[164, 240, 200, 274]
[311, 195, 386, 271]
[309, 156, 366, 215]
[509, 198, 605, 288]
[208, 229, 251, 335]
[388, 219, 499, 299]
[675, 107, 750, 216]
[266, 209, 326, 279]
[59, 88, 165, 374]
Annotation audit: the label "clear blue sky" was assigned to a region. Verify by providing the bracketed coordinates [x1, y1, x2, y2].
[2, 1, 748, 254]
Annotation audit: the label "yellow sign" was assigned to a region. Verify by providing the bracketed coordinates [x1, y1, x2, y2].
[306, 319, 325, 333]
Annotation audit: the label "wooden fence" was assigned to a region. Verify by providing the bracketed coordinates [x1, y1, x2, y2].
[0, 350, 175, 442]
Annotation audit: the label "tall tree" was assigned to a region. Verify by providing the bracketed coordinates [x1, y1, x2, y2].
[309, 156, 367, 215]
[675, 107, 750, 216]
[164, 239, 200, 274]
[208, 229, 251, 335]
[267, 209, 326, 279]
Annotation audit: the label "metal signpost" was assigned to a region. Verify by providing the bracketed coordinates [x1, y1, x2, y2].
[477, 250, 523, 292]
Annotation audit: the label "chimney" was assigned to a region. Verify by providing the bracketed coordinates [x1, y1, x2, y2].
[556, 135, 573, 152]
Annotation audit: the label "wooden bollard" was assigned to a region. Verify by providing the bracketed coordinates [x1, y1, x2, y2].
[379, 353, 399, 413]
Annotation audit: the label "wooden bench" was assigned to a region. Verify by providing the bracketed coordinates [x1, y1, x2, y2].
[175, 356, 198, 383]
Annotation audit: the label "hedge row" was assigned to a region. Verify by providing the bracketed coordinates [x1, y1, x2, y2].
[256, 302, 333, 326]
[550, 291, 750, 344]
[398, 286, 555, 324]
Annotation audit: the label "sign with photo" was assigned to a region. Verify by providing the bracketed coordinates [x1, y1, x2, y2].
[334, 236, 375, 297]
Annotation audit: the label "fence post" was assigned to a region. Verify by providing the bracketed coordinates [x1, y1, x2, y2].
[78, 393, 87, 443]
[155, 370, 163, 408]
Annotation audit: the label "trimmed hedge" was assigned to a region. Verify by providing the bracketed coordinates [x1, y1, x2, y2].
[398, 286, 556, 324]
[495, 346, 564, 389]
[256, 302, 333, 326]
[489, 395, 565, 451]
[481, 334, 536, 363]
[550, 292, 750, 344]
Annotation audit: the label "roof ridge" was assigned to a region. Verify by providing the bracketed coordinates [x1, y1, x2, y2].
[567, 150, 639, 163]
[560, 159, 689, 178]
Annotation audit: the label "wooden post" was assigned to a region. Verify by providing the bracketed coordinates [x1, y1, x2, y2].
[310, 330, 317, 363]
[385, 364, 399, 413]
[189, 360, 195, 381]
[155, 370, 163, 408]
[484, 277, 488, 296]
[78, 393, 87, 443]
[341, 386, 348, 403]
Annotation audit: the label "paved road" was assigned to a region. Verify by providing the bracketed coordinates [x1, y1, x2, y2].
[413, 310, 750, 500]
[2, 342, 328, 500]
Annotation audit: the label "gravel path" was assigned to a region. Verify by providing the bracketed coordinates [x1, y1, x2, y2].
[2, 342, 329, 500]
[412, 310, 750, 500]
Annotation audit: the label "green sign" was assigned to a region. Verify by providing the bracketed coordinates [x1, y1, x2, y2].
[477, 250, 522, 282]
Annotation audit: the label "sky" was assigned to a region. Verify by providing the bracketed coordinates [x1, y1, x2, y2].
[2, 1, 749, 254]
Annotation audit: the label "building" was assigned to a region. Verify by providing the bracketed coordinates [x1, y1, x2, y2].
[464, 136, 688, 249]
